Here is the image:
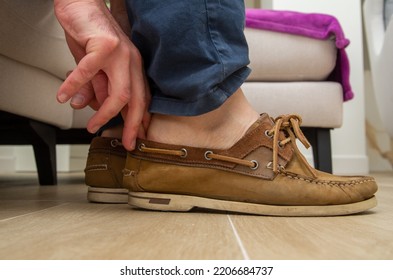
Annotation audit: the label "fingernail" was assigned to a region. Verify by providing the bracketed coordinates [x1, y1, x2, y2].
[89, 125, 100, 134]
[58, 93, 69, 103]
[130, 139, 136, 151]
[71, 94, 85, 106]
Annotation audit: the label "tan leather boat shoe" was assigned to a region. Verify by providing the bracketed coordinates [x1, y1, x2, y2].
[85, 137, 127, 203]
[124, 114, 377, 216]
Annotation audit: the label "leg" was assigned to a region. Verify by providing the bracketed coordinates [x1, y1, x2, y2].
[127, 0, 258, 149]
[127, 0, 251, 116]
[123, 1, 376, 216]
[303, 128, 333, 173]
[88, 1, 377, 215]
[29, 120, 57, 185]
[83, 0, 257, 203]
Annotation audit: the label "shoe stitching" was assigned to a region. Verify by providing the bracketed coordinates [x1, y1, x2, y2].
[129, 154, 274, 180]
[282, 173, 375, 187]
[85, 164, 108, 172]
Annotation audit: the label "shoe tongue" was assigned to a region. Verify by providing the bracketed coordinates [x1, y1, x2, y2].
[245, 113, 274, 135]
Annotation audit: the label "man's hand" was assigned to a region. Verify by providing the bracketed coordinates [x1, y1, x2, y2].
[54, 0, 150, 150]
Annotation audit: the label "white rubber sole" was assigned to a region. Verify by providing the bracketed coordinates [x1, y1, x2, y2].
[128, 192, 377, 217]
[88, 186, 128, 204]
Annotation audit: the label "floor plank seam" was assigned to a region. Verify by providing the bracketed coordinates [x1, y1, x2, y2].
[227, 215, 250, 260]
[0, 203, 70, 223]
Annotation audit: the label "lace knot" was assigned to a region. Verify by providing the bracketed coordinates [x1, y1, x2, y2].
[269, 114, 316, 178]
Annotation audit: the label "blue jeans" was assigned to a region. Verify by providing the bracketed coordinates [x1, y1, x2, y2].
[126, 0, 250, 116]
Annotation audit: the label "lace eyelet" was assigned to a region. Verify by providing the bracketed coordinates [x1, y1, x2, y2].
[278, 141, 285, 149]
[111, 139, 120, 147]
[138, 143, 146, 152]
[204, 151, 213, 160]
[250, 160, 259, 170]
[265, 130, 273, 138]
[180, 148, 188, 158]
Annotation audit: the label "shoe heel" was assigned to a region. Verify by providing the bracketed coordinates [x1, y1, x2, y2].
[88, 187, 128, 204]
[128, 192, 194, 212]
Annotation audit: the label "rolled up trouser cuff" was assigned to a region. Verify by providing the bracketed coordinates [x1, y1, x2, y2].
[126, 0, 250, 116]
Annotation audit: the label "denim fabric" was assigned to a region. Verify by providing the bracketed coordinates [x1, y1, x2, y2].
[126, 0, 251, 116]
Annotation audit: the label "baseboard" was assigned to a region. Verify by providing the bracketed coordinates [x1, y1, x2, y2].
[69, 157, 87, 172]
[0, 156, 15, 172]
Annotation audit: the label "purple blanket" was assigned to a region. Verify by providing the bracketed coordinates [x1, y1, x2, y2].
[246, 9, 353, 101]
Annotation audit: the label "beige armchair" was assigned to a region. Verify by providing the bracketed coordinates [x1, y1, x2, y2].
[0, 0, 94, 185]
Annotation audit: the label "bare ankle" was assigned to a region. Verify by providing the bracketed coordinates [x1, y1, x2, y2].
[147, 88, 259, 149]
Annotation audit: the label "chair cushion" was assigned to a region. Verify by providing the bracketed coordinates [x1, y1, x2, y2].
[245, 28, 337, 82]
[0, 0, 75, 80]
[0, 55, 89, 129]
[242, 81, 343, 128]
[72, 107, 95, 129]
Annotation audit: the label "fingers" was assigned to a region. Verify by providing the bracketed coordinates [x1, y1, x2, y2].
[70, 81, 95, 109]
[55, 0, 152, 146]
[86, 92, 128, 134]
[121, 81, 151, 150]
[121, 55, 149, 150]
[86, 52, 132, 135]
[64, 70, 97, 110]
[55, 5, 151, 149]
[91, 71, 109, 105]
[121, 95, 145, 151]
[57, 50, 104, 104]
[60, 43, 149, 149]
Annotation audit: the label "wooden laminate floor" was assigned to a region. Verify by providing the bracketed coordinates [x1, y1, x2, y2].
[0, 171, 392, 260]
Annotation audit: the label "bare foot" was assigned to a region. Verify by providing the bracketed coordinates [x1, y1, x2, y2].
[146, 88, 260, 149]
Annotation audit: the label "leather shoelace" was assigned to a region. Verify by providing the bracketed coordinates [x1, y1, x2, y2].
[137, 114, 317, 177]
[266, 114, 317, 178]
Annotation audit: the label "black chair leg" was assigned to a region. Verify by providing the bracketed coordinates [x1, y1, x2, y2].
[29, 120, 57, 185]
[303, 127, 333, 173]
[0, 110, 95, 186]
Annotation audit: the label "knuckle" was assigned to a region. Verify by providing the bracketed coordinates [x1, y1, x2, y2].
[106, 35, 121, 51]
[123, 122, 140, 136]
[77, 64, 95, 80]
[117, 91, 131, 104]
[129, 46, 142, 59]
